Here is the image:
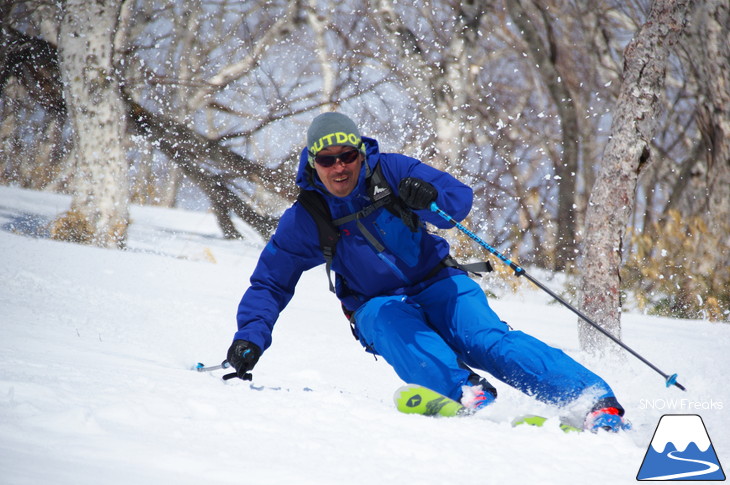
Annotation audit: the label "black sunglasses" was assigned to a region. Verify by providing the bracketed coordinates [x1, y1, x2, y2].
[311, 148, 361, 168]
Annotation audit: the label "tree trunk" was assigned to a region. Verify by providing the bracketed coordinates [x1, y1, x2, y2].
[578, 0, 692, 352]
[505, 0, 580, 271]
[51, 0, 129, 249]
[688, 0, 730, 246]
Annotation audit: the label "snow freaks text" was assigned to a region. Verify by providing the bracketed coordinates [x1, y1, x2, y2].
[639, 399, 724, 411]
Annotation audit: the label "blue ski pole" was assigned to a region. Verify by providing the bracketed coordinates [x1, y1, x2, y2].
[195, 360, 250, 381]
[194, 360, 230, 372]
[430, 202, 686, 391]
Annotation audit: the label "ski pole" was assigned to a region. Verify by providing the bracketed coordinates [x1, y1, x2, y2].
[430, 202, 686, 392]
[194, 360, 230, 372]
[195, 360, 251, 380]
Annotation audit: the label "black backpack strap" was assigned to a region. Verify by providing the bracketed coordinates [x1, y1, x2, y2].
[423, 255, 493, 281]
[331, 161, 414, 257]
[370, 162, 420, 232]
[296, 161, 423, 294]
[297, 189, 339, 293]
[296, 165, 394, 295]
[452, 259, 493, 275]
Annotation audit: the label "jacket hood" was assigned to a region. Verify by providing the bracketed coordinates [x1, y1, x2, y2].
[295, 136, 380, 196]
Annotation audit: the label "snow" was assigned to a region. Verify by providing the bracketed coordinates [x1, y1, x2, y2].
[1, 184, 728, 485]
[650, 415, 711, 453]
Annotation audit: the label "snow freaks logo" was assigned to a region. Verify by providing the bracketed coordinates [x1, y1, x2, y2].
[637, 414, 726, 481]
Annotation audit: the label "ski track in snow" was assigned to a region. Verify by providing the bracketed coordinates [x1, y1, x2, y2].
[1, 185, 728, 485]
[642, 450, 720, 480]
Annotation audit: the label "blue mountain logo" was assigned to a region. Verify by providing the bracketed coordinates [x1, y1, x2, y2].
[637, 414, 725, 481]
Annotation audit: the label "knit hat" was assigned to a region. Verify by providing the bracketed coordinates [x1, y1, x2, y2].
[307, 112, 364, 166]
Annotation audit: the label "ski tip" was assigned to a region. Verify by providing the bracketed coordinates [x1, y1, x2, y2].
[511, 414, 583, 433]
[511, 414, 547, 428]
[194, 362, 205, 371]
[393, 384, 465, 417]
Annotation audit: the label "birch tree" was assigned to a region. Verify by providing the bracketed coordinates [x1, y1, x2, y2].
[683, 0, 730, 245]
[372, 0, 486, 174]
[578, 0, 693, 351]
[51, 0, 129, 248]
[504, 0, 580, 270]
[4, 0, 725, 317]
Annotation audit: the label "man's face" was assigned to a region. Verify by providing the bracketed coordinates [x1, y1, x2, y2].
[312, 145, 363, 198]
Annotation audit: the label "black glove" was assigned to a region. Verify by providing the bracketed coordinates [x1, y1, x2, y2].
[398, 177, 438, 210]
[226, 340, 262, 381]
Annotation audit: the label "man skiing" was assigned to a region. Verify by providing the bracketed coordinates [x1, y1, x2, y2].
[227, 112, 629, 431]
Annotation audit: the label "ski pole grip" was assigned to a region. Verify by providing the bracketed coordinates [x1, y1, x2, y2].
[430, 202, 455, 225]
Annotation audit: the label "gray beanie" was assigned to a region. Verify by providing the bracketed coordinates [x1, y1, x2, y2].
[307, 112, 363, 166]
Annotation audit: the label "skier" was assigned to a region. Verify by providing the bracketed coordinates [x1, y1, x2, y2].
[227, 112, 629, 431]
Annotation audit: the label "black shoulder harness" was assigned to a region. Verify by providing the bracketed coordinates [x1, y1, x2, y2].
[296, 187, 340, 293]
[297, 162, 404, 293]
[296, 162, 491, 295]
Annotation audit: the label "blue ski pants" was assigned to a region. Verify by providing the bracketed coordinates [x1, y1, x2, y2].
[353, 275, 615, 404]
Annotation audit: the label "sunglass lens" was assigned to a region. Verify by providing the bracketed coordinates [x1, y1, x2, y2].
[314, 154, 337, 167]
[315, 149, 359, 167]
[339, 150, 359, 164]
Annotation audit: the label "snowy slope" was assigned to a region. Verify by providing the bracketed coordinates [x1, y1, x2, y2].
[1, 185, 727, 485]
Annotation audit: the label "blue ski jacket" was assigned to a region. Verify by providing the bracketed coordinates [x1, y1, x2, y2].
[233, 137, 473, 353]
